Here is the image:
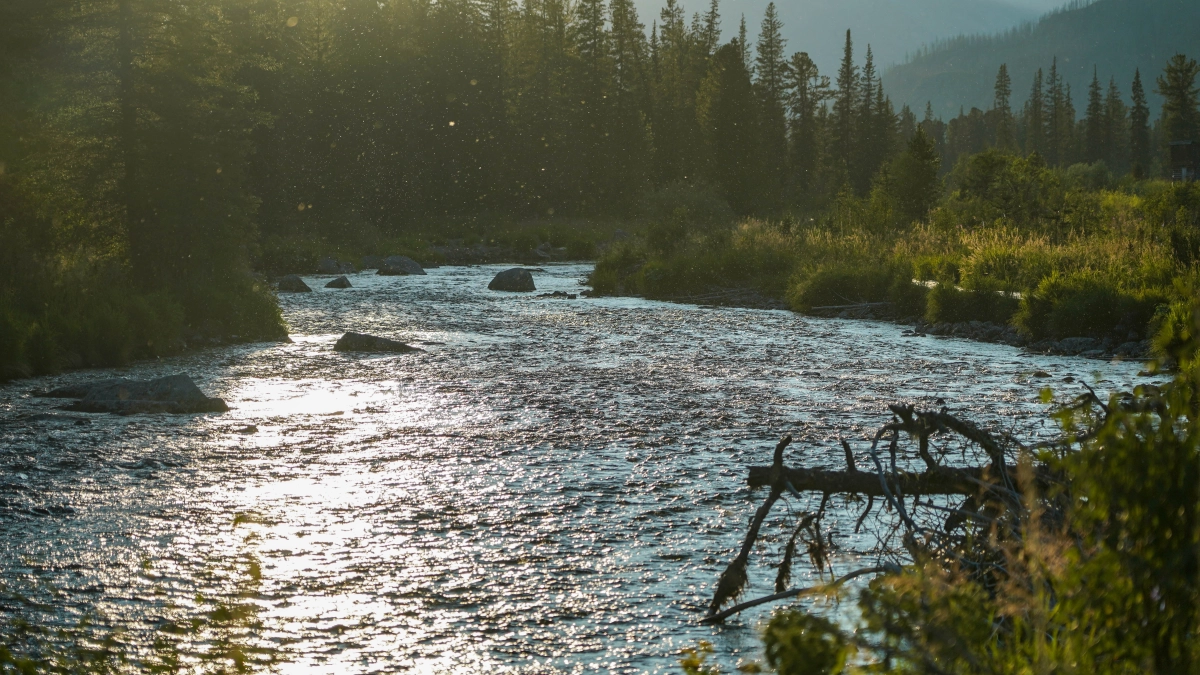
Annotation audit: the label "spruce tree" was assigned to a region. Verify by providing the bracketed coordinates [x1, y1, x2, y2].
[754, 2, 787, 202]
[1130, 69, 1152, 177]
[1085, 67, 1106, 164]
[1104, 77, 1128, 173]
[993, 64, 1014, 149]
[1156, 54, 1200, 142]
[696, 41, 762, 214]
[786, 51, 829, 199]
[1025, 68, 1045, 157]
[832, 30, 857, 174]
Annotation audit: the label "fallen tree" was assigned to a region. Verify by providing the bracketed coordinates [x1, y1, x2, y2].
[703, 394, 1112, 624]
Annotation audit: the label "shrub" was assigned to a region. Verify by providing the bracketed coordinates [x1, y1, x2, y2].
[1014, 272, 1165, 339]
[788, 264, 896, 311]
[925, 281, 1020, 325]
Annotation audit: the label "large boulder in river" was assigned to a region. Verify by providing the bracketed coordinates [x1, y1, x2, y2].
[44, 374, 228, 414]
[378, 256, 426, 276]
[278, 274, 312, 292]
[334, 332, 423, 353]
[488, 268, 536, 292]
[325, 275, 352, 289]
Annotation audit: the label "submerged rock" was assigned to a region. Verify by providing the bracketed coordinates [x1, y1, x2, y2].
[278, 274, 312, 292]
[378, 256, 426, 276]
[538, 290, 576, 299]
[488, 268, 536, 292]
[44, 374, 228, 414]
[333, 332, 423, 353]
[325, 275, 352, 289]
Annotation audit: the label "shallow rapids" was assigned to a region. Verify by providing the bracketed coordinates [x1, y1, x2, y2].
[0, 264, 1161, 673]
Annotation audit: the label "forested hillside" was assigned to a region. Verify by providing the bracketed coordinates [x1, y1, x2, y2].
[2, 0, 1199, 380]
[632, 0, 1039, 76]
[884, 0, 1200, 119]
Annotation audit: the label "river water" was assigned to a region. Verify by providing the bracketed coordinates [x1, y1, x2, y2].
[0, 264, 1159, 673]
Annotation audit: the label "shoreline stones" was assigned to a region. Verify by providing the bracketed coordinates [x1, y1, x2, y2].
[278, 274, 312, 293]
[325, 276, 352, 289]
[333, 332, 423, 353]
[378, 256, 426, 276]
[40, 374, 228, 414]
[488, 268, 536, 292]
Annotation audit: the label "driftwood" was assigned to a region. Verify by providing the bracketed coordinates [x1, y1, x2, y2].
[702, 396, 1107, 624]
[747, 464, 1012, 496]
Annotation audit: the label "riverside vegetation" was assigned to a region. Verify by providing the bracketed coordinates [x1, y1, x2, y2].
[592, 150, 1200, 358]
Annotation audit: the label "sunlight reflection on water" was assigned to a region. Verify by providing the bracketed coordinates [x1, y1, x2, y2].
[0, 263, 1164, 673]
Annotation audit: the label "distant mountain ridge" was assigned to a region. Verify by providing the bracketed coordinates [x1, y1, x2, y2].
[634, 0, 1043, 76]
[883, 0, 1200, 119]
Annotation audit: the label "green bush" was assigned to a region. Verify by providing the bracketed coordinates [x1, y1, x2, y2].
[788, 264, 896, 311]
[926, 280, 1020, 325]
[1014, 272, 1165, 339]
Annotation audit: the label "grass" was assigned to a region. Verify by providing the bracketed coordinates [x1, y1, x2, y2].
[592, 171, 1200, 351]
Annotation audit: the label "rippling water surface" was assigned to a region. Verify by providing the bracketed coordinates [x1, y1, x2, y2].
[0, 264, 1160, 673]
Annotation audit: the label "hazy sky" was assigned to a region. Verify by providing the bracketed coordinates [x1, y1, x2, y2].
[632, 0, 1078, 74]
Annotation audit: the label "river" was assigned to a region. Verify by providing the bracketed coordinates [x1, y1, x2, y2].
[0, 263, 1159, 673]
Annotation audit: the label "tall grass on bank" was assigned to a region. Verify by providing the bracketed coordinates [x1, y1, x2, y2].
[593, 168, 1200, 349]
[0, 260, 284, 381]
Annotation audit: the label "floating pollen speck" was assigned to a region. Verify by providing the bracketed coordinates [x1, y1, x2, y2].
[297, 203, 306, 211]
[286, 16, 299, 27]
[449, 121, 456, 127]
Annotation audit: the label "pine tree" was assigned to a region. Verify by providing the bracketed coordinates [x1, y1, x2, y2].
[1024, 68, 1045, 157]
[993, 63, 1014, 149]
[701, 0, 720, 55]
[1130, 69, 1152, 177]
[1156, 53, 1200, 142]
[754, 2, 787, 202]
[1045, 58, 1064, 165]
[832, 30, 857, 173]
[852, 45, 877, 192]
[737, 15, 749, 71]
[786, 51, 829, 199]
[1104, 77, 1128, 172]
[696, 41, 762, 214]
[1084, 67, 1106, 164]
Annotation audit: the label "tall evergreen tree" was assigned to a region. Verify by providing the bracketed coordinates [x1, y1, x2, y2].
[1024, 69, 1045, 157]
[1156, 53, 1200, 142]
[1084, 67, 1106, 164]
[754, 2, 787, 202]
[1104, 76, 1128, 172]
[696, 41, 762, 214]
[832, 30, 857, 176]
[993, 63, 1014, 150]
[852, 45, 878, 192]
[786, 51, 828, 199]
[1130, 69, 1152, 176]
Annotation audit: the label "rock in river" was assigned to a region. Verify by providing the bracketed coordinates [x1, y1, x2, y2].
[42, 374, 229, 414]
[278, 274, 312, 292]
[333, 332, 423, 353]
[325, 275, 352, 289]
[378, 256, 426, 276]
[488, 268, 536, 292]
